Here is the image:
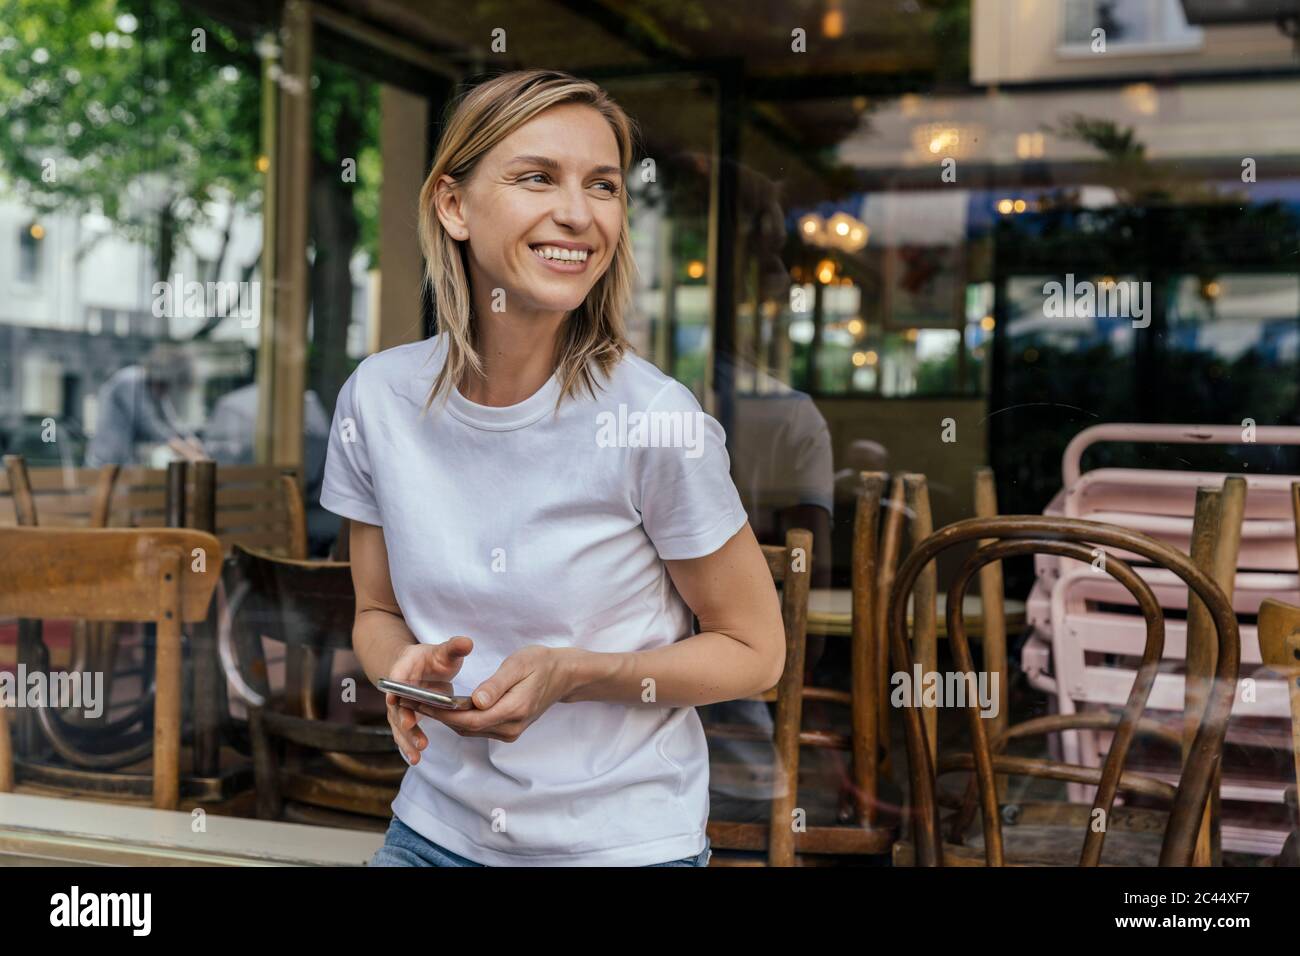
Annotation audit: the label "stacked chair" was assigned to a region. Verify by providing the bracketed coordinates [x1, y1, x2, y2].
[1019, 423, 1300, 855]
[890, 507, 1240, 866]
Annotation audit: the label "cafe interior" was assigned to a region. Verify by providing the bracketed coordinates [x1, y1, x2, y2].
[1, 0, 1300, 866]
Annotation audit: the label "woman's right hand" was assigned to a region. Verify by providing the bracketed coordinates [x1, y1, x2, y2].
[384, 636, 474, 765]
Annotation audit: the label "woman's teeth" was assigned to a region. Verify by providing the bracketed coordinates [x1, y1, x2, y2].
[532, 245, 589, 262]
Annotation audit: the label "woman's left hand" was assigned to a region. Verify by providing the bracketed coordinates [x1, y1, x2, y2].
[411, 645, 576, 742]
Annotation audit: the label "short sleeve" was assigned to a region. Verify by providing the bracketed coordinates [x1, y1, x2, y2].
[788, 399, 835, 514]
[635, 380, 750, 561]
[320, 367, 384, 527]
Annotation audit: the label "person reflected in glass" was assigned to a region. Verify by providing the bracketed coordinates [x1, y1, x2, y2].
[85, 342, 205, 467]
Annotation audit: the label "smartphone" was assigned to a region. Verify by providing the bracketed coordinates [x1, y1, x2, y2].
[378, 678, 475, 711]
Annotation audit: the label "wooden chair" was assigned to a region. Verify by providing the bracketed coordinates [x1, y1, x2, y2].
[1, 455, 121, 681]
[107, 465, 175, 530]
[837, 471, 906, 844]
[0, 526, 221, 809]
[1256, 481, 1300, 866]
[1, 455, 162, 765]
[703, 528, 811, 865]
[1258, 598, 1300, 866]
[204, 464, 307, 559]
[706, 525, 893, 864]
[832, 468, 982, 844]
[0, 456, 119, 529]
[111, 462, 306, 558]
[217, 544, 402, 829]
[889, 515, 1240, 867]
[110, 461, 307, 780]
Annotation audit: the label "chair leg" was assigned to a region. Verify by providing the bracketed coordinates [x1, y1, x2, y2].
[153, 554, 184, 811]
[249, 708, 283, 820]
[0, 695, 12, 792]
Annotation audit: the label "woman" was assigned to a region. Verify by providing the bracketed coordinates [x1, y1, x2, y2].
[321, 70, 787, 867]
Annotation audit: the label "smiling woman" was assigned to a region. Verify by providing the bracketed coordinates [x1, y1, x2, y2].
[417, 71, 637, 412]
[319, 70, 787, 868]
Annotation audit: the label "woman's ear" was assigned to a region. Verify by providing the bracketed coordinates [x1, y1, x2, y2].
[433, 173, 470, 241]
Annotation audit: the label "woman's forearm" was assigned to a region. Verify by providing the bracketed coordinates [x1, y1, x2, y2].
[353, 608, 419, 684]
[560, 631, 782, 708]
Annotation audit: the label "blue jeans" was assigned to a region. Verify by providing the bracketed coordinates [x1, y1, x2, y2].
[369, 816, 712, 867]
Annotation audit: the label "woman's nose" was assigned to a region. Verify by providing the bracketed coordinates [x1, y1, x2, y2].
[550, 183, 594, 231]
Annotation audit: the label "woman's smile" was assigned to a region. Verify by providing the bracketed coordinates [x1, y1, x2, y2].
[528, 240, 593, 274]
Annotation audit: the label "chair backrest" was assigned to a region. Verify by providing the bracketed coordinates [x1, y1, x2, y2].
[1062, 423, 1300, 488]
[216, 543, 398, 793]
[758, 528, 814, 678]
[1259, 599, 1300, 801]
[888, 515, 1240, 867]
[1048, 569, 1292, 718]
[0, 526, 222, 624]
[108, 465, 175, 529]
[108, 462, 306, 558]
[850, 470, 942, 826]
[207, 465, 307, 559]
[218, 543, 355, 711]
[756, 527, 813, 866]
[1049, 423, 1300, 579]
[1, 456, 119, 528]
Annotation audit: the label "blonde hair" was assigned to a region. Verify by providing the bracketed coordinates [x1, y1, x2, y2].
[417, 70, 637, 411]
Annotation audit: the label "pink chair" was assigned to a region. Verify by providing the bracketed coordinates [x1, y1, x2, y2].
[1021, 423, 1300, 856]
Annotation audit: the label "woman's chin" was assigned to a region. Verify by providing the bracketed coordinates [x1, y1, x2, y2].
[519, 289, 593, 315]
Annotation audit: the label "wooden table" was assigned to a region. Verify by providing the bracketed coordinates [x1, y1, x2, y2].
[807, 589, 1027, 640]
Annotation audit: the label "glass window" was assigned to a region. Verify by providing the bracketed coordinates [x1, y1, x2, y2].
[1061, 0, 1204, 51]
[0, 3, 271, 471]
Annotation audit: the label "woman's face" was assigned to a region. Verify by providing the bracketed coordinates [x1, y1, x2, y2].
[443, 103, 624, 317]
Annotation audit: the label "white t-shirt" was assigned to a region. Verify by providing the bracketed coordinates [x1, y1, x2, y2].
[320, 333, 749, 866]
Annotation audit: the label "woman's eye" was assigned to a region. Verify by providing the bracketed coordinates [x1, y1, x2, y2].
[592, 180, 620, 195]
[520, 173, 550, 185]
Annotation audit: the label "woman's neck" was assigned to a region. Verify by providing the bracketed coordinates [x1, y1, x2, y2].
[459, 300, 566, 407]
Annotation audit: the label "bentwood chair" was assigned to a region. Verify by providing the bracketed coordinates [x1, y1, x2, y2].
[1025, 426, 1300, 854]
[217, 544, 402, 829]
[0, 526, 222, 809]
[849, 469, 1008, 818]
[889, 515, 1240, 867]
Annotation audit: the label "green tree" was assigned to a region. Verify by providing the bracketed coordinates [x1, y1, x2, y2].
[0, 0, 262, 297]
[0, 0, 382, 408]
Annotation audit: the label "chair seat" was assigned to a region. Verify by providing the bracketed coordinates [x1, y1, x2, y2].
[278, 756, 398, 820]
[894, 802, 1171, 866]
